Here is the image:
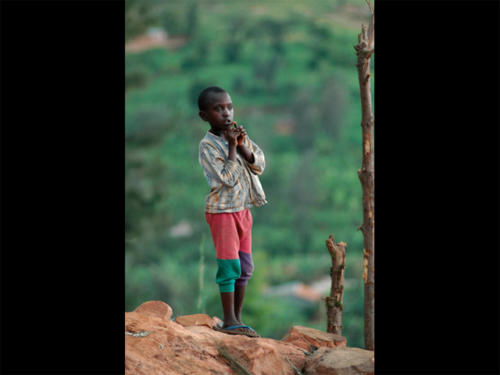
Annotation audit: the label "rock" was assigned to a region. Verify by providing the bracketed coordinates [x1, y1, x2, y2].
[212, 315, 223, 327]
[175, 313, 218, 328]
[126, 301, 307, 375]
[281, 325, 346, 352]
[204, 333, 307, 375]
[126, 311, 231, 375]
[304, 346, 374, 375]
[133, 300, 172, 320]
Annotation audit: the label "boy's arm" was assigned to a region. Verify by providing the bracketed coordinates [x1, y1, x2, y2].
[199, 142, 242, 187]
[241, 136, 265, 175]
[236, 143, 255, 164]
[234, 125, 265, 175]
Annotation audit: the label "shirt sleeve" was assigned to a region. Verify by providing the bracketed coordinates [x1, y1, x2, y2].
[199, 141, 242, 188]
[244, 136, 265, 176]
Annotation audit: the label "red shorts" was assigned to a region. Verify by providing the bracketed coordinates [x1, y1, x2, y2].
[205, 208, 254, 292]
[205, 208, 253, 259]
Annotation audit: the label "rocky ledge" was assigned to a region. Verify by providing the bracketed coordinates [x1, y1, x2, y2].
[125, 300, 374, 375]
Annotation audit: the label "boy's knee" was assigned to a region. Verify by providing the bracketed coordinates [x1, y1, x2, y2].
[216, 258, 241, 293]
[235, 251, 254, 286]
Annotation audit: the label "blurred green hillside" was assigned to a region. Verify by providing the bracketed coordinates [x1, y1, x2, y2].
[125, 0, 373, 348]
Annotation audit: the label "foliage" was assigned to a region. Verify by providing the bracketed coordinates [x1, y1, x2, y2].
[125, 0, 160, 41]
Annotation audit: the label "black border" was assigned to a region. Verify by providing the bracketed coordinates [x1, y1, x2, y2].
[375, 1, 499, 374]
[1, 1, 125, 374]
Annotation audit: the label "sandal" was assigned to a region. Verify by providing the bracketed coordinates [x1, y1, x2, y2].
[213, 323, 260, 338]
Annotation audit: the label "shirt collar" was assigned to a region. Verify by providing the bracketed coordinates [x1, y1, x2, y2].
[206, 130, 228, 144]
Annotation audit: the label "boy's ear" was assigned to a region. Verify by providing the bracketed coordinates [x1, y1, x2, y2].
[199, 111, 209, 122]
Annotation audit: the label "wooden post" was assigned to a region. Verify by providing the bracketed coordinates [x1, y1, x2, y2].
[354, 1, 375, 351]
[325, 234, 346, 335]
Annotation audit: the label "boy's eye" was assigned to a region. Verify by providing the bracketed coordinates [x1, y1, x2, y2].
[213, 104, 232, 112]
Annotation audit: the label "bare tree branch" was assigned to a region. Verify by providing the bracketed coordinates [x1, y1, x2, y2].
[354, 3, 375, 351]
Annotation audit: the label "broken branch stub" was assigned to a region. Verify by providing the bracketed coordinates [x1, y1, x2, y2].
[325, 234, 346, 335]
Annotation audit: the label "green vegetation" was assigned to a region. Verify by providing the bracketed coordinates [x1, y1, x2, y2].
[126, 0, 373, 348]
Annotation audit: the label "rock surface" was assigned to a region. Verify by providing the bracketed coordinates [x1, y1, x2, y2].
[175, 313, 219, 328]
[133, 300, 172, 320]
[304, 347, 375, 375]
[282, 325, 347, 351]
[125, 300, 374, 375]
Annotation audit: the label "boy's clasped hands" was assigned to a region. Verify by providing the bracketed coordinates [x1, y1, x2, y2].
[224, 121, 247, 147]
[223, 120, 255, 164]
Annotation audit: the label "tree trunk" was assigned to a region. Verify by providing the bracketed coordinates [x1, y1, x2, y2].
[325, 234, 346, 336]
[354, 7, 375, 351]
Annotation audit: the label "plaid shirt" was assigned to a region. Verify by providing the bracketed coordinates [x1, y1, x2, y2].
[199, 130, 267, 213]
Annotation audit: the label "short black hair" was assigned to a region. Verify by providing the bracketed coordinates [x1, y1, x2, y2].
[198, 86, 227, 111]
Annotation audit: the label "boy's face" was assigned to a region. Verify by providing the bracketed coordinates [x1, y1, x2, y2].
[199, 92, 234, 133]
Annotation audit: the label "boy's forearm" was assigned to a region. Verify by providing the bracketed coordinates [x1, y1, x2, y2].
[228, 142, 237, 161]
[237, 144, 255, 164]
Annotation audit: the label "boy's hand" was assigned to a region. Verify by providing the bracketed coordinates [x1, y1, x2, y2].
[232, 122, 254, 163]
[223, 126, 239, 146]
[236, 126, 247, 146]
[232, 121, 247, 147]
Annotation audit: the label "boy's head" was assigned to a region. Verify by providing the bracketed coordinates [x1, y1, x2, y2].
[198, 86, 234, 133]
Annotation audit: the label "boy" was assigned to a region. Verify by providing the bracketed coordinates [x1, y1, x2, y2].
[198, 86, 267, 338]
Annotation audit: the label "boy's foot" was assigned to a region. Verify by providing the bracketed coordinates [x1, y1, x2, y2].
[214, 323, 260, 338]
[235, 318, 260, 337]
[237, 321, 260, 337]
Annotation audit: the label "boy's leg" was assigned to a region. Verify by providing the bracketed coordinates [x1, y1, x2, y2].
[206, 212, 241, 327]
[234, 284, 246, 324]
[216, 260, 240, 327]
[234, 209, 254, 324]
[234, 251, 253, 323]
[220, 291, 239, 327]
